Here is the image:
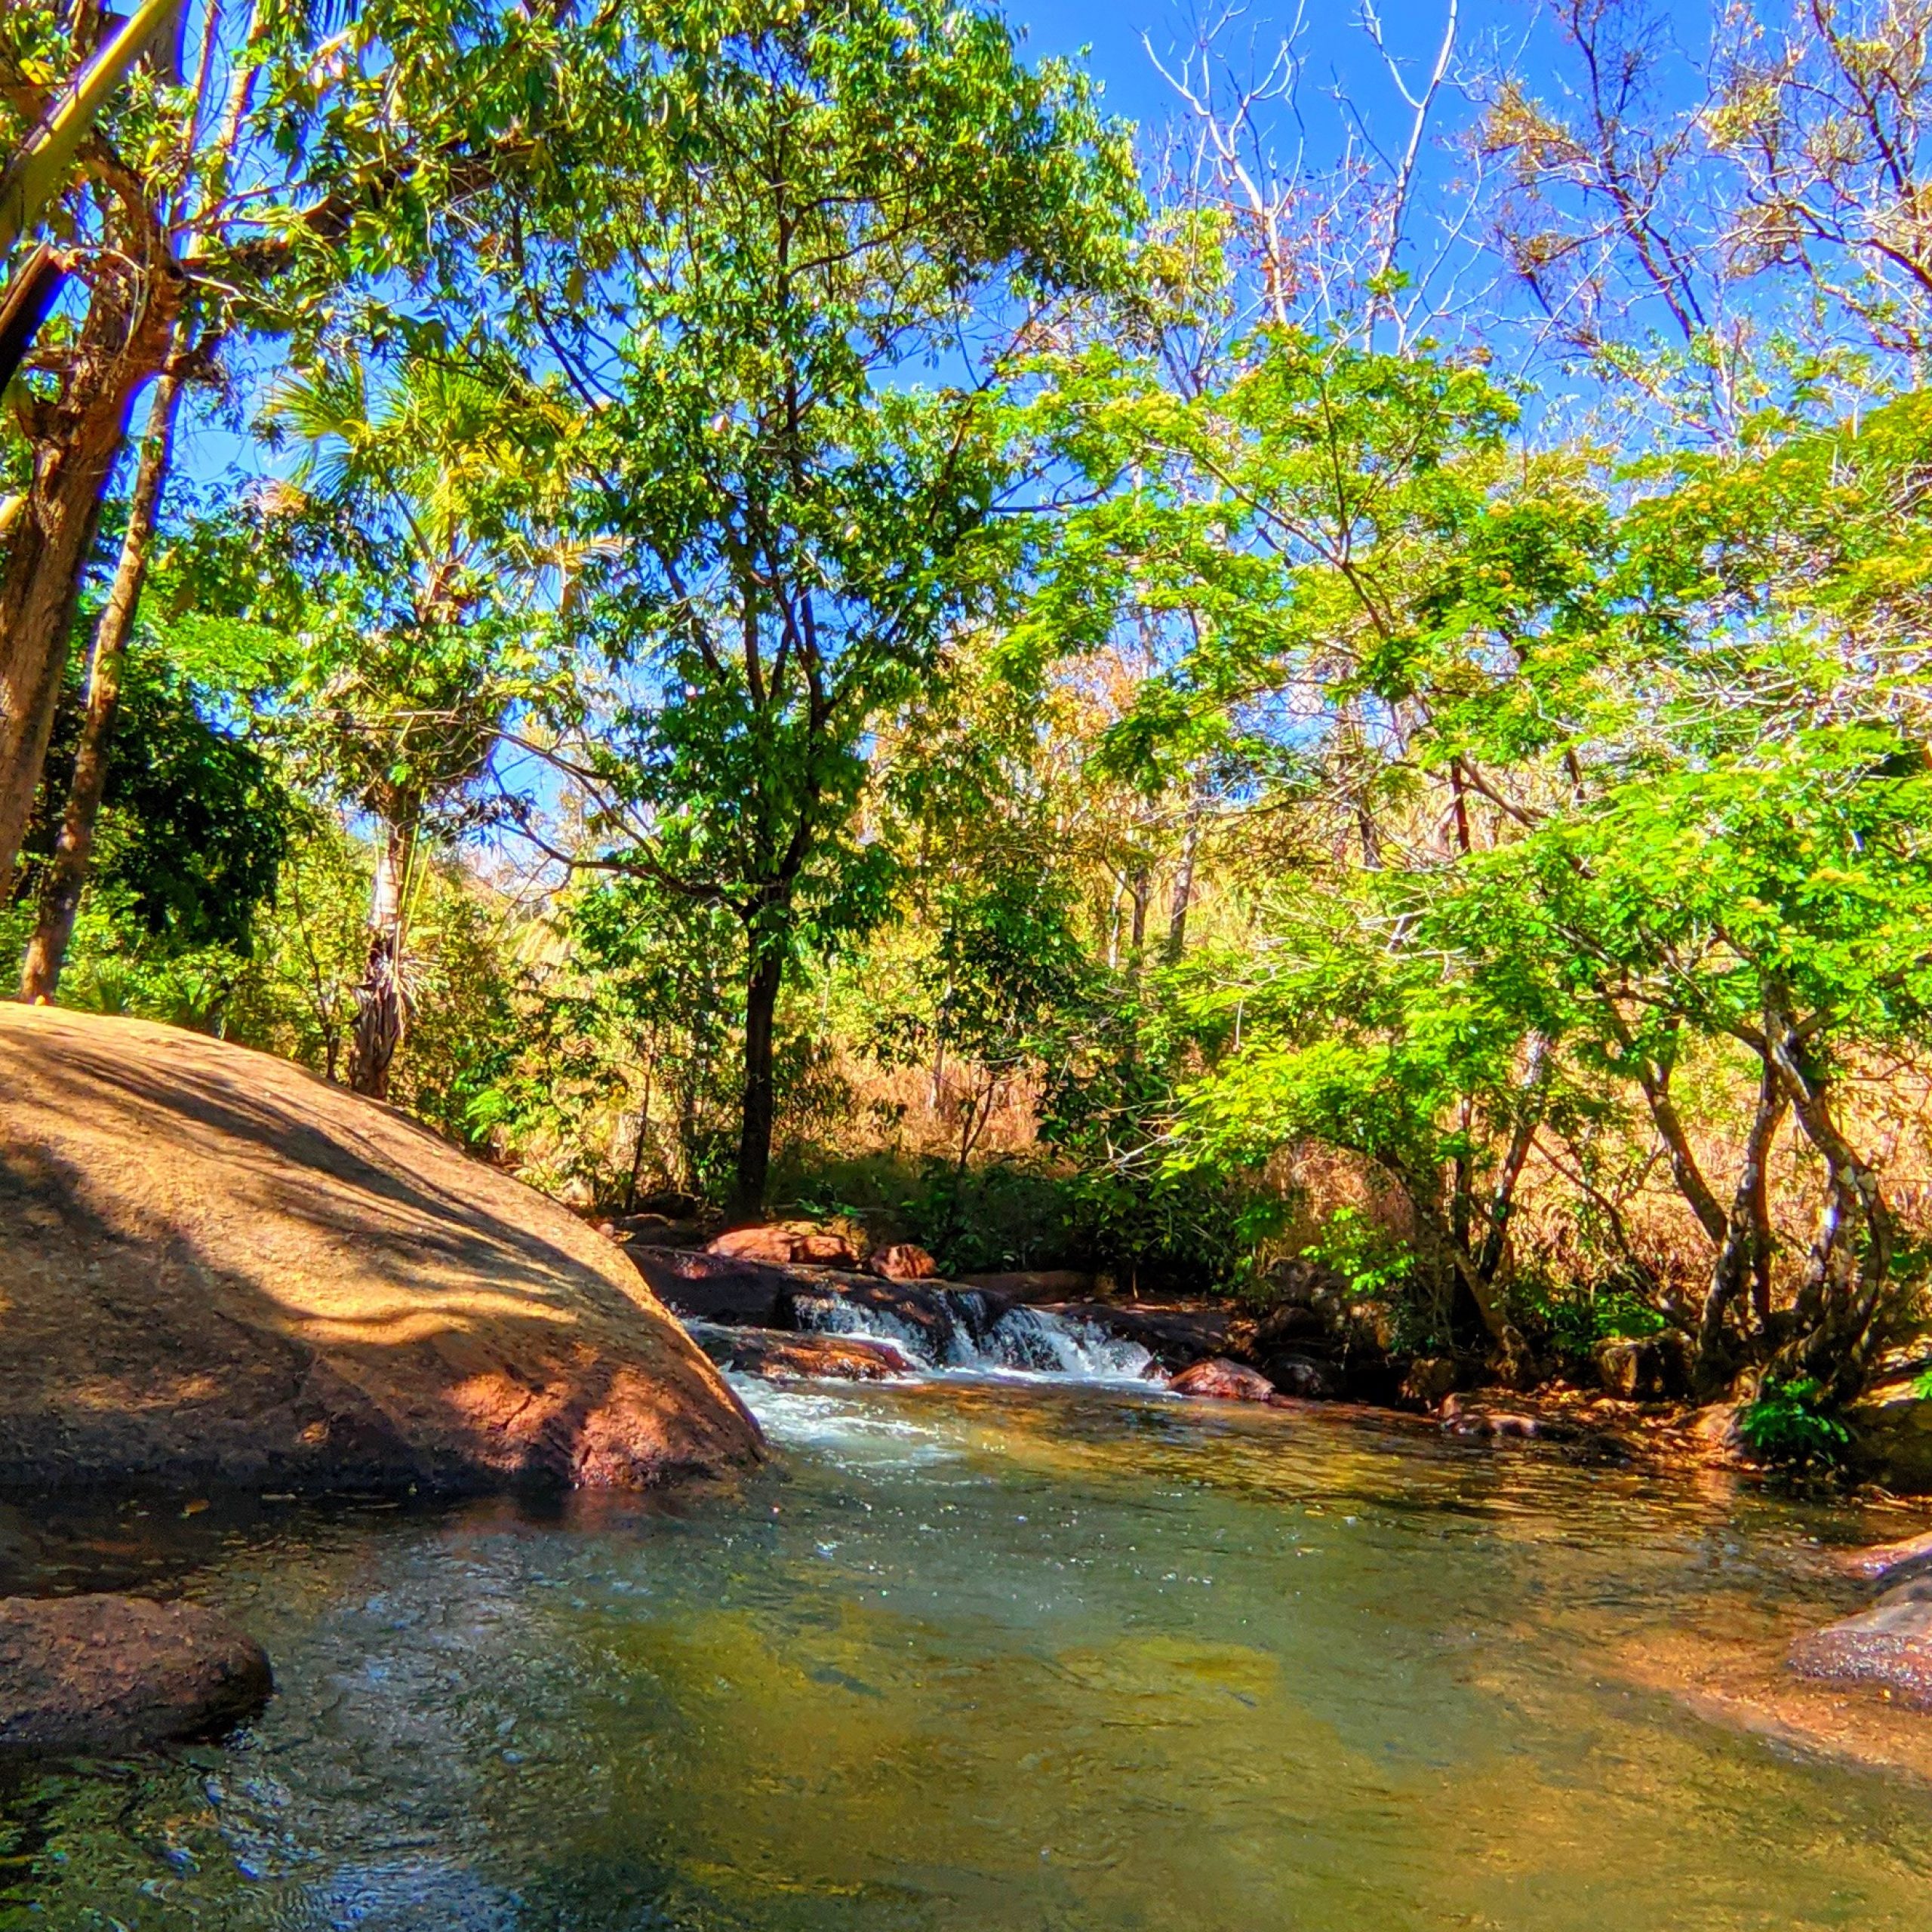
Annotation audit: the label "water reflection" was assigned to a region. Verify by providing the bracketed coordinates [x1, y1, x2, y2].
[3, 1377, 1930, 1930]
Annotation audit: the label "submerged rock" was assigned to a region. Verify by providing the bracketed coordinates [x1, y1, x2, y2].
[1789, 1597, 1932, 1707]
[0, 1595, 272, 1751]
[688, 1324, 913, 1382]
[0, 1007, 760, 1495]
[1169, 1358, 1278, 1403]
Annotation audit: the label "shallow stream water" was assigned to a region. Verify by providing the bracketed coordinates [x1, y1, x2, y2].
[4, 1375, 1931, 1930]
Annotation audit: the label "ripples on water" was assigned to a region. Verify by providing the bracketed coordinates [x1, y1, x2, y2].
[3, 1376, 1931, 1930]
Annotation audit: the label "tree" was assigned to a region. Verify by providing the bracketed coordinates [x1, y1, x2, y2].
[263, 352, 552, 1100]
[506, 0, 1135, 1208]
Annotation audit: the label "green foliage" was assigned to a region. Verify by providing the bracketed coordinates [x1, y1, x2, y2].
[15, 653, 294, 958]
[1737, 1377, 1852, 1467]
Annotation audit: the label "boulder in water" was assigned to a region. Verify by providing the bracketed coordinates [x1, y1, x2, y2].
[0, 1006, 760, 1494]
[1789, 1595, 1932, 1707]
[0, 1594, 272, 1750]
[1170, 1358, 1278, 1403]
[688, 1325, 913, 1382]
[1441, 1395, 1540, 1438]
[783, 1278, 978, 1360]
[867, 1243, 938, 1281]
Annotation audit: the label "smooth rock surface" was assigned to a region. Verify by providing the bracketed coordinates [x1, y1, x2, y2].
[1047, 1302, 1232, 1371]
[1789, 1598, 1932, 1707]
[706, 1226, 860, 1268]
[687, 1324, 913, 1382]
[0, 1007, 760, 1493]
[1169, 1358, 1278, 1403]
[0, 1594, 272, 1750]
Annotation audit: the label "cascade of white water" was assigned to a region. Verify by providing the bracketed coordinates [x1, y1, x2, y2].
[792, 1288, 1157, 1384]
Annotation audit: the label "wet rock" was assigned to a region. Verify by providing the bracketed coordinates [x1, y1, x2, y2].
[955, 1269, 1097, 1304]
[706, 1226, 861, 1269]
[628, 1245, 791, 1325]
[1048, 1303, 1231, 1371]
[1441, 1395, 1540, 1439]
[0, 1595, 272, 1751]
[867, 1243, 938, 1282]
[783, 1278, 995, 1361]
[1789, 1597, 1932, 1707]
[1169, 1358, 1278, 1403]
[688, 1324, 912, 1382]
[1592, 1331, 1692, 1401]
[1836, 1526, 1932, 1583]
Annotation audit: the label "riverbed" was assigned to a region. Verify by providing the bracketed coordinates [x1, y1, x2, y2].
[3, 1374, 1930, 1930]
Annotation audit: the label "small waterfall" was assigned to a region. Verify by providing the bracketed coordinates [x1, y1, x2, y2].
[792, 1287, 1157, 1384]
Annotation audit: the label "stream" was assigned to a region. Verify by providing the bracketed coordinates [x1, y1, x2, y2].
[4, 1371, 1932, 1929]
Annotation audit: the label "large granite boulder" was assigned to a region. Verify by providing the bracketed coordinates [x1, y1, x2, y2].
[0, 1007, 760, 1494]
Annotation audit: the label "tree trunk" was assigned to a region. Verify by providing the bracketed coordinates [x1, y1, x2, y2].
[17, 364, 183, 1002]
[0, 243, 181, 898]
[734, 943, 784, 1211]
[1164, 795, 1204, 964]
[1632, 1053, 1727, 1244]
[1764, 992, 1895, 1398]
[1476, 1034, 1550, 1283]
[1691, 1059, 1786, 1392]
[347, 818, 414, 1101]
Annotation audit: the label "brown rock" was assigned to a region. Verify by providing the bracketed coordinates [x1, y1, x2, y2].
[867, 1243, 938, 1281]
[1441, 1394, 1540, 1438]
[1836, 1527, 1932, 1583]
[689, 1325, 913, 1382]
[628, 1245, 791, 1325]
[706, 1226, 861, 1269]
[0, 1595, 272, 1750]
[1169, 1358, 1278, 1403]
[1592, 1331, 1690, 1401]
[1789, 1597, 1932, 1707]
[1048, 1302, 1231, 1371]
[0, 1007, 761, 1495]
[955, 1269, 1096, 1303]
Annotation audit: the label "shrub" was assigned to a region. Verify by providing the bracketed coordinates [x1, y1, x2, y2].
[1737, 1376, 1850, 1467]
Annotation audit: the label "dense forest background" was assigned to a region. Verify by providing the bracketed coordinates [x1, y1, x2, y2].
[3, 0, 1930, 1417]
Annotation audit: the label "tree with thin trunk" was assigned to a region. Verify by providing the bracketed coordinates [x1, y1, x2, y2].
[265, 353, 549, 1100]
[17, 361, 183, 1001]
[504, 0, 1134, 1210]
